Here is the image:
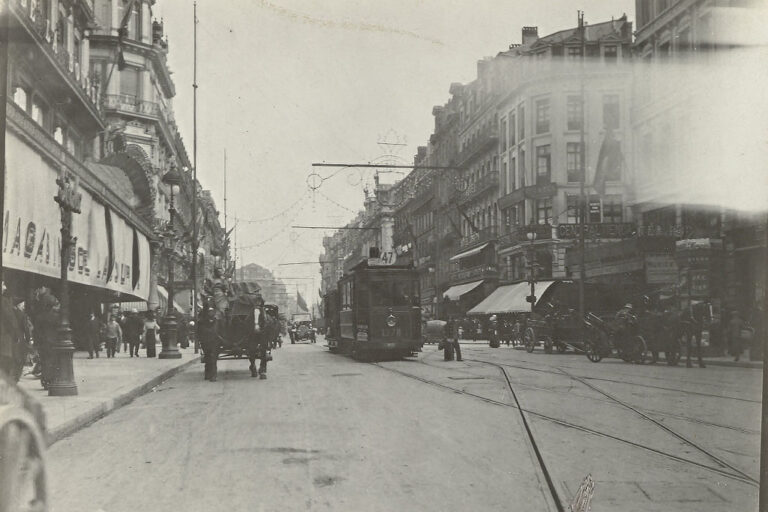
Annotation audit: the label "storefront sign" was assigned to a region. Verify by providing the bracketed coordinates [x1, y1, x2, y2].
[4, 133, 150, 300]
[645, 254, 678, 284]
[557, 223, 635, 240]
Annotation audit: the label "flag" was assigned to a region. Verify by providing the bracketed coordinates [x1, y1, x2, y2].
[296, 291, 308, 312]
[593, 130, 623, 196]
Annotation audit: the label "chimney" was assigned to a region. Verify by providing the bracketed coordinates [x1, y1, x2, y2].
[522, 26, 538, 45]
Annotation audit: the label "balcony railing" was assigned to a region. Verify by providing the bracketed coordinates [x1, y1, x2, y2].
[497, 224, 553, 249]
[103, 93, 181, 148]
[450, 264, 499, 283]
[460, 171, 499, 203]
[12, 0, 102, 114]
[460, 225, 498, 249]
[457, 125, 499, 167]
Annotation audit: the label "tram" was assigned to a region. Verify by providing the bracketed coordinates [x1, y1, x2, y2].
[332, 258, 422, 360]
[323, 289, 341, 351]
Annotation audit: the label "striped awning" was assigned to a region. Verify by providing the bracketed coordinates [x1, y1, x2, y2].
[468, 281, 557, 315]
[442, 280, 484, 301]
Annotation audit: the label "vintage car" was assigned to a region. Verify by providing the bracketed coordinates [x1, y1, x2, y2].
[290, 313, 316, 343]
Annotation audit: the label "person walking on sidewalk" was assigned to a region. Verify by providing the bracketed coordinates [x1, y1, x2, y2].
[0, 284, 21, 379]
[124, 309, 143, 357]
[727, 310, 746, 362]
[104, 316, 122, 358]
[86, 313, 102, 359]
[142, 311, 159, 358]
[31, 286, 60, 389]
[682, 301, 708, 368]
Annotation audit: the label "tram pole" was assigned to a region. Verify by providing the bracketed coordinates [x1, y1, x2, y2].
[578, 10, 587, 345]
[191, 0, 199, 354]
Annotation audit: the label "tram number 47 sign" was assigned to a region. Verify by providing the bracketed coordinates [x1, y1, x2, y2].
[368, 251, 396, 266]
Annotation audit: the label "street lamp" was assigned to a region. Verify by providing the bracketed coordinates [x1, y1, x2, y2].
[526, 222, 538, 315]
[159, 168, 182, 359]
[49, 170, 81, 396]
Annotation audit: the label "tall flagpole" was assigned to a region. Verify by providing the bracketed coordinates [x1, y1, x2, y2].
[578, 10, 587, 344]
[192, 1, 199, 353]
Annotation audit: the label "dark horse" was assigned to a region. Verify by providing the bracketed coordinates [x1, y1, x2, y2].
[197, 291, 273, 381]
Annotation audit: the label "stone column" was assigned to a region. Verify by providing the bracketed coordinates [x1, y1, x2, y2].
[147, 240, 161, 312]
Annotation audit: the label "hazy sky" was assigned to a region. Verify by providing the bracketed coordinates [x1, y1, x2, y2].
[157, 1, 634, 303]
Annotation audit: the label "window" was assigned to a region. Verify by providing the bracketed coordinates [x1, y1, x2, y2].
[500, 118, 507, 152]
[503, 205, 519, 230]
[536, 198, 552, 224]
[502, 161, 508, 195]
[604, 45, 618, 63]
[603, 195, 623, 223]
[567, 46, 583, 58]
[120, 67, 140, 98]
[53, 126, 64, 145]
[535, 145, 551, 184]
[602, 94, 620, 130]
[510, 157, 516, 191]
[566, 96, 582, 131]
[31, 97, 46, 127]
[519, 149, 526, 187]
[535, 98, 550, 134]
[12, 87, 28, 111]
[518, 106, 525, 140]
[566, 142, 582, 182]
[567, 195, 580, 223]
[508, 113, 516, 146]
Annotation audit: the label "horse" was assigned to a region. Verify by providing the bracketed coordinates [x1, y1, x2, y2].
[197, 292, 273, 381]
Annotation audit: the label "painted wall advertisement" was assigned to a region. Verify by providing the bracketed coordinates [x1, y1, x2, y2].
[4, 133, 151, 300]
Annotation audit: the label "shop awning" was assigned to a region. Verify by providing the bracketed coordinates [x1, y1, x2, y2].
[449, 243, 489, 262]
[467, 281, 557, 315]
[442, 280, 484, 301]
[157, 286, 186, 314]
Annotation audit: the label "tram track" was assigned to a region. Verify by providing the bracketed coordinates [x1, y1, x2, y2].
[371, 356, 759, 488]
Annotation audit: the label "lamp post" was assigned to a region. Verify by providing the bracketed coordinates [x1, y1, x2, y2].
[49, 170, 81, 396]
[159, 169, 182, 359]
[526, 222, 538, 315]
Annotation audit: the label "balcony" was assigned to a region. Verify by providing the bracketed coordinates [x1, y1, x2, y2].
[460, 225, 498, 249]
[103, 94, 181, 150]
[497, 224, 553, 250]
[459, 171, 499, 203]
[10, 0, 102, 123]
[457, 125, 499, 167]
[450, 264, 499, 283]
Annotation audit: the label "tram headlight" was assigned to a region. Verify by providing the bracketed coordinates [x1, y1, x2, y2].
[386, 315, 397, 328]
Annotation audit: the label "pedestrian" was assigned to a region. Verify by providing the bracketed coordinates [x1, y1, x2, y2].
[117, 312, 127, 353]
[748, 303, 764, 361]
[86, 312, 102, 359]
[143, 311, 159, 358]
[0, 283, 21, 379]
[727, 310, 746, 362]
[103, 315, 122, 358]
[124, 309, 143, 357]
[12, 299, 33, 382]
[30, 286, 60, 389]
[683, 301, 707, 368]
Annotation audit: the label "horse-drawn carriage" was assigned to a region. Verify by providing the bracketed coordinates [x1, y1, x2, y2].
[198, 281, 278, 381]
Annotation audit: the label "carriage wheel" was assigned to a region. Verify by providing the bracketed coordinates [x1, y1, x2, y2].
[666, 338, 681, 366]
[632, 336, 648, 364]
[0, 420, 47, 512]
[524, 327, 536, 353]
[584, 340, 603, 363]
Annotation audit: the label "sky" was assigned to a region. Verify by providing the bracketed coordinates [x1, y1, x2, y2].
[155, 0, 636, 305]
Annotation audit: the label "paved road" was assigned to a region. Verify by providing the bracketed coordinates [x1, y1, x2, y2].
[47, 339, 760, 511]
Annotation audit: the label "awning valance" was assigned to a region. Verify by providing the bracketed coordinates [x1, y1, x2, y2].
[467, 281, 557, 315]
[442, 280, 484, 301]
[449, 243, 489, 262]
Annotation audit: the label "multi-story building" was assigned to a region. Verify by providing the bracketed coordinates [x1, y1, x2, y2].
[494, 20, 635, 288]
[4, 0, 156, 340]
[630, 0, 764, 323]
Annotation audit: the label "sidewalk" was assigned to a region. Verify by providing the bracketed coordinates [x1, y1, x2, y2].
[17, 346, 200, 445]
[450, 339, 763, 369]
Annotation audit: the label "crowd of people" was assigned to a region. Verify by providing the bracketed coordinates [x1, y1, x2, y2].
[0, 282, 192, 388]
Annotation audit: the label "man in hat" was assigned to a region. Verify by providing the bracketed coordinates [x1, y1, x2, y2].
[124, 308, 144, 357]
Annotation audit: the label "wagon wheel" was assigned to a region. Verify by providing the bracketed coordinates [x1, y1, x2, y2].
[632, 336, 648, 364]
[584, 338, 603, 363]
[543, 337, 553, 354]
[665, 338, 682, 366]
[0, 420, 47, 512]
[524, 327, 536, 353]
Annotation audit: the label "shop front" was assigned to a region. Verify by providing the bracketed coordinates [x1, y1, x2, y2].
[4, 130, 152, 346]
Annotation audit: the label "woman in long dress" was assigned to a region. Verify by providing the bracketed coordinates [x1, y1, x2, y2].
[143, 311, 160, 358]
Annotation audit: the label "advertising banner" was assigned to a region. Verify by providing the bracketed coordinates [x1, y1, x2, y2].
[4, 133, 150, 300]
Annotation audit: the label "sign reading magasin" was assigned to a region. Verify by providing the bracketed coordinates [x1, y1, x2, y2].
[4, 136, 151, 300]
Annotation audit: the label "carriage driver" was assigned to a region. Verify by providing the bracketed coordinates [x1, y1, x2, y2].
[205, 266, 233, 323]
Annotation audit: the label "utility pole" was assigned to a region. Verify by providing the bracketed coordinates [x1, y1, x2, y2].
[578, 10, 588, 344]
[191, 0, 199, 354]
[0, 2, 8, 302]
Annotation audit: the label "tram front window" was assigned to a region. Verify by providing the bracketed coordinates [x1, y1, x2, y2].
[369, 280, 417, 307]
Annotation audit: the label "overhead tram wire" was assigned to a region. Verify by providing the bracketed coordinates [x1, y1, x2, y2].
[237, 191, 312, 224]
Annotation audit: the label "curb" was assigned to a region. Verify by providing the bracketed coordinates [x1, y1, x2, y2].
[46, 357, 199, 446]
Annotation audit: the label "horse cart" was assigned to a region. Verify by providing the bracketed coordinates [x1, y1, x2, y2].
[523, 305, 589, 354]
[198, 282, 277, 381]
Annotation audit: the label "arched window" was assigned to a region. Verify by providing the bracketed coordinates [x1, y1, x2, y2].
[12, 87, 28, 110]
[54, 126, 64, 144]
